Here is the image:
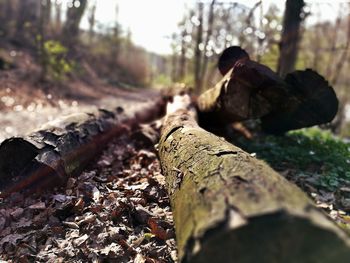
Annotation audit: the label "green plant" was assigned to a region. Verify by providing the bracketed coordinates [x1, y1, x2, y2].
[238, 128, 350, 191]
[42, 40, 74, 81]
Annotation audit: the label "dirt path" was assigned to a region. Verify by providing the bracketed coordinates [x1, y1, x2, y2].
[0, 87, 159, 142]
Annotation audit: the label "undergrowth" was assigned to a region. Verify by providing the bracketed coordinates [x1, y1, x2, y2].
[238, 128, 350, 192]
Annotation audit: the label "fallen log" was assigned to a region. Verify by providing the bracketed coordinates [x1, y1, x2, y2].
[0, 97, 165, 198]
[197, 46, 289, 125]
[261, 69, 338, 134]
[158, 95, 350, 263]
[197, 46, 338, 134]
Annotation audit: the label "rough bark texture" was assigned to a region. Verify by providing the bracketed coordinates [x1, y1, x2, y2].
[197, 58, 288, 125]
[159, 107, 350, 263]
[0, 98, 165, 197]
[197, 47, 338, 134]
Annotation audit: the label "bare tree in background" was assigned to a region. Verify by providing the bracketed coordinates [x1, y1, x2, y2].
[16, 0, 40, 45]
[42, 0, 52, 34]
[54, 0, 62, 34]
[110, 3, 121, 69]
[199, 0, 216, 92]
[331, 3, 350, 86]
[0, 0, 15, 37]
[88, 2, 97, 44]
[62, 0, 88, 48]
[326, 8, 342, 79]
[194, 2, 204, 93]
[277, 0, 305, 77]
[177, 15, 190, 82]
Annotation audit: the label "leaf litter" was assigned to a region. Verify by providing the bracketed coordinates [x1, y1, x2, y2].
[0, 124, 177, 262]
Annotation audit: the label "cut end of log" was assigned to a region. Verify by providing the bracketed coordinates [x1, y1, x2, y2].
[0, 138, 39, 188]
[187, 210, 350, 263]
[262, 69, 338, 134]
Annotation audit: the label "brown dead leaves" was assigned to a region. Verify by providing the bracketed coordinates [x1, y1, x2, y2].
[0, 127, 177, 262]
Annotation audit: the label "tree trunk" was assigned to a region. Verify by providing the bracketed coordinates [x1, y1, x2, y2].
[326, 14, 341, 79]
[62, 0, 87, 48]
[38, 1, 47, 81]
[158, 97, 350, 263]
[331, 3, 350, 86]
[43, 0, 52, 35]
[200, 0, 216, 92]
[15, 0, 40, 45]
[88, 3, 96, 44]
[197, 58, 288, 125]
[277, 0, 304, 77]
[54, 0, 62, 34]
[194, 2, 204, 93]
[178, 25, 187, 81]
[4, 0, 15, 37]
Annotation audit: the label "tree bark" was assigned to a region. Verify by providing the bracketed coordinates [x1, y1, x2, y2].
[0, 97, 166, 198]
[277, 0, 305, 77]
[197, 47, 338, 134]
[197, 58, 288, 125]
[158, 98, 350, 263]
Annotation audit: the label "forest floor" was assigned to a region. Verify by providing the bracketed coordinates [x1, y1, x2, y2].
[234, 128, 350, 233]
[1, 45, 350, 261]
[0, 44, 178, 262]
[0, 127, 177, 262]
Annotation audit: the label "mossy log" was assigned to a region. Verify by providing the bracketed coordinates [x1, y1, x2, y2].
[158, 103, 350, 262]
[0, 98, 165, 197]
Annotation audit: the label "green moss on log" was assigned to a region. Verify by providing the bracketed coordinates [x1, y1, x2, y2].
[159, 109, 350, 263]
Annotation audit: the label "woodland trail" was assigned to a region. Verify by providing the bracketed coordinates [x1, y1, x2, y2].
[0, 87, 160, 142]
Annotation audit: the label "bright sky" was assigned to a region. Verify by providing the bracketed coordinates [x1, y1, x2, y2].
[78, 0, 345, 55]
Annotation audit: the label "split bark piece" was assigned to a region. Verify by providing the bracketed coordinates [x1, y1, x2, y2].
[159, 98, 350, 263]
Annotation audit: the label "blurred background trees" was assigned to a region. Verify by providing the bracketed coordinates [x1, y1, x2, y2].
[0, 0, 350, 135]
[0, 0, 154, 86]
[169, 0, 350, 136]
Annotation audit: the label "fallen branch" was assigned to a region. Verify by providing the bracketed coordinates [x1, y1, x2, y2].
[0, 97, 165, 197]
